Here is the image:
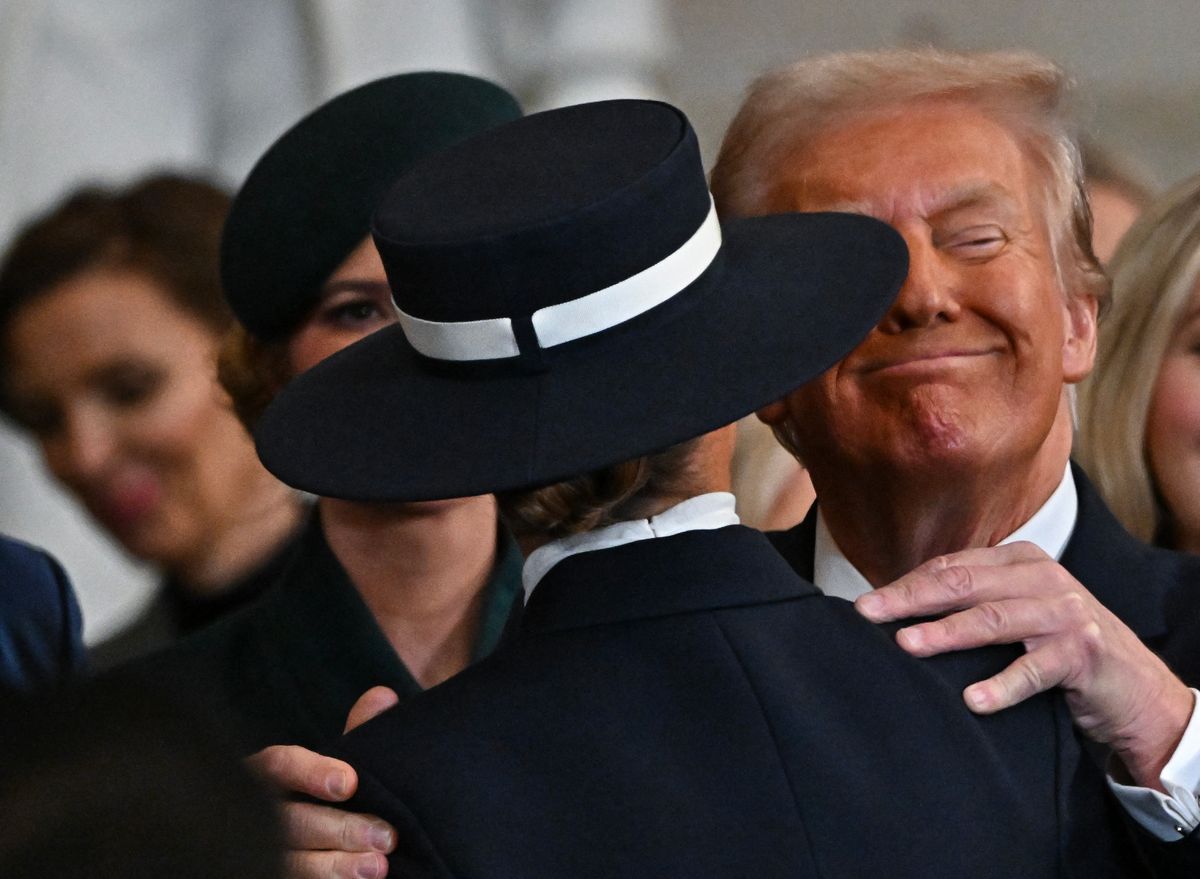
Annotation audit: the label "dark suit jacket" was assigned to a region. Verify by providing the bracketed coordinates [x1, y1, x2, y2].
[768, 462, 1200, 875]
[108, 513, 522, 754]
[339, 525, 1135, 877]
[0, 535, 86, 693]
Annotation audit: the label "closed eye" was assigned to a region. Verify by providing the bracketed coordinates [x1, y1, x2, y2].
[939, 225, 1007, 258]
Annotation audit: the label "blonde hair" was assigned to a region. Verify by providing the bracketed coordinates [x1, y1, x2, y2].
[710, 48, 1108, 314]
[497, 439, 703, 541]
[1076, 171, 1200, 544]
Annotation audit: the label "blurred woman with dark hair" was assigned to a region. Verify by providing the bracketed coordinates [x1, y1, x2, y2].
[0, 175, 306, 668]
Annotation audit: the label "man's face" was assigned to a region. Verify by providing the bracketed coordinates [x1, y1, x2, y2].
[758, 100, 1097, 481]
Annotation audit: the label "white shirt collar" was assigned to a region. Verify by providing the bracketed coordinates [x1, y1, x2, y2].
[814, 463, 1078, 602]
[522, 491, 739, 602]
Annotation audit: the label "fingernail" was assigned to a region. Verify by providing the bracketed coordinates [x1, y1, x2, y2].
[369, 822, 396, 852]
[356, 854, 385, 879]
[856, 593, 883, 618]
[898, 626, 924, 650]
[325, 771, 349, 798]
[965, 685, 989, 711]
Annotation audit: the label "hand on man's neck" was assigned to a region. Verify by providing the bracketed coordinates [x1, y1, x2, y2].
[813, 404, 1075, 587]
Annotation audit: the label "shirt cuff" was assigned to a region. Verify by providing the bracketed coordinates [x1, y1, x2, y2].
[1107, 688, 1200, 841]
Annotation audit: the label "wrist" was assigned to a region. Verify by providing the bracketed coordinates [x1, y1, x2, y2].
[1112, 683, 1195, 790]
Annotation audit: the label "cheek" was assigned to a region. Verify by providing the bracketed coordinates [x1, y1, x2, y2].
[1147, 354, 1200, 542]
[779, 372, 855, 450]
[991, 288, 1050, 350]
[1147, 356, 1200, 461]
[286, 326, 355, 375]
[131, 370, 233, 473]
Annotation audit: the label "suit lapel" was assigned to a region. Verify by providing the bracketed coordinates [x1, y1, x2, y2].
[1061, 463, 1168, 643]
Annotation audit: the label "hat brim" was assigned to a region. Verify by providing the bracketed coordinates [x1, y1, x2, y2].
[255, 212, 906, 501]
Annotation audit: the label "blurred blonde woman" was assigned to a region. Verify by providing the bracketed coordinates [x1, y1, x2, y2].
[1077, 170, 1200, 551]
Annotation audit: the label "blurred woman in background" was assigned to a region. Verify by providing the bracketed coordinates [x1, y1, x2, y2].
[1078, 170, 1200, 552]
[0, 176, 306, 668]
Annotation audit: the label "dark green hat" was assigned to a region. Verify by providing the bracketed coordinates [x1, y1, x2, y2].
[220, 72, 522, 340]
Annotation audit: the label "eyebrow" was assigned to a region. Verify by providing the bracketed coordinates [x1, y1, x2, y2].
[319, 280, 393, 297]
[927, 182, 1019, 219]
[792, 179, 1018, 221]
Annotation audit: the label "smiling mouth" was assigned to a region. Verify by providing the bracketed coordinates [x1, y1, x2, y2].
[860, 350, 999, 375]
[91, 480, 163, 531]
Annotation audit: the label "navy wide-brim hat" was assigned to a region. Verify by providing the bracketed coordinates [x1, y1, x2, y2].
[255, 100, 908, 502]
[221, 72, 522, 340]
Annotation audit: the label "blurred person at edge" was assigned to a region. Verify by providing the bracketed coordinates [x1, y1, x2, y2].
[709, 49, 1200, 865]
[1078, 171, 1200, 555]
[0, 534, 86, 693]
[1080, 138, 1156, 265]
[0, 176, 306, 670]
[0, 677, 284, 879]
[106, 78, 524, 878]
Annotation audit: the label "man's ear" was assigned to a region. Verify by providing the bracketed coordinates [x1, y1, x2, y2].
[756, 399, 789, 426]
[1062, 292, 1099, 383]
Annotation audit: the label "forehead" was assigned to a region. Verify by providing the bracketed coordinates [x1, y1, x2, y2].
[6, 270, 209, 383]
[769, 99, 1039, 222]
[325, 237, 388, 288]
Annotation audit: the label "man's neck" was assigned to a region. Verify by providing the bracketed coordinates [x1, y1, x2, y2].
[812, 413, 1073, 587]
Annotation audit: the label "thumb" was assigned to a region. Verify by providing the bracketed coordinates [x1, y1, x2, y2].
[344, 685, 401, 734]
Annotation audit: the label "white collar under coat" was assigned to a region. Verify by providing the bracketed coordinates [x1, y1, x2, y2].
[522, 492, 740, 602]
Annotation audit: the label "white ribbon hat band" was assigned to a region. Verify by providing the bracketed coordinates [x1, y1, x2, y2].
[395, 195, 722, 362]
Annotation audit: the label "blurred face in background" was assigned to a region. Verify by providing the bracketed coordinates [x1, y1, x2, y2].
[285, 238, 398, 374]
[1088, 181, 1143, 265]
[3, 267, 260, 568]
[1146, 282, 1200, 552]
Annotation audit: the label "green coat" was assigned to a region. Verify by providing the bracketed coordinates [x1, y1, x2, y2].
[110, 513, 523, 754]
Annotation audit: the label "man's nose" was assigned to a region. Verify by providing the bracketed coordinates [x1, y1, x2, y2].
[877, 236, 961, 333]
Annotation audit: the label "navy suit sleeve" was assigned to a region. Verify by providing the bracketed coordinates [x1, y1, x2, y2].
[348, 766, 456, 879]
[0, 536, 87, 692]
[1125, 819, 1200, 877]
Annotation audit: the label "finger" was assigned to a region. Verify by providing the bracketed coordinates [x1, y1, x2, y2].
[284, 849, 388, 879]
[944, 541, 1048, 565]
[246, 744, 357, 802]
[855, 559, 978, 622]
[894, 593, 1091, 657]
[344, 686, 401, 734]
[280, 801, 396, 854]
[962, 648, 1068, 714]
[856, 556, 1068, 622]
